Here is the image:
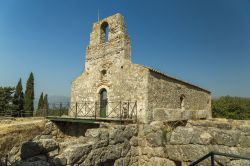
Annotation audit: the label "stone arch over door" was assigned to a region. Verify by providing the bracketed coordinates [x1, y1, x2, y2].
[99, 88, 107, 118]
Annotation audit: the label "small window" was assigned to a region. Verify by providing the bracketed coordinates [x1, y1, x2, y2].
[100, 22, 109, 43]
[180, 95, 185, 110]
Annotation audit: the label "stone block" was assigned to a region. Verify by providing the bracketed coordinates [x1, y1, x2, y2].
[35, 139, 59, 153]
[191, 128, 212, 145]
[148, 157, 176, 166]
[62, 143, 92, 165]
[146, 130, 163, 147]
[109, 128, 126, 145]
[165, 144, 209, 161]
[239, 135, 250, 147]
[20, 141, 43, 160]
[130, 136, 138, 146]
[239, 125, 250, 134]
[170, 127, 194, 145]
[211, 129, 240, 146]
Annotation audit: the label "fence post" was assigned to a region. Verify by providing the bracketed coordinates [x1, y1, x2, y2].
[85, 101, 87, 114]
[211, 152, 215, 166]
[75, 102, 78, 118]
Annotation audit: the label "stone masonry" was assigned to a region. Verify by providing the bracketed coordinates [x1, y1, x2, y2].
[70, 13, 211, 123]
[7, 119, 250, 166]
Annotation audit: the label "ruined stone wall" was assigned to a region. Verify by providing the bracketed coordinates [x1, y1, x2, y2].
[8, 121, 140, 166]
[70, 13, 150, 123]
[70, 13, 212, 123]
[85, 13, 131, 73]
[147, 70, 212, 119]
[137, 119, 250, 166]
[8, 119, 250, 166]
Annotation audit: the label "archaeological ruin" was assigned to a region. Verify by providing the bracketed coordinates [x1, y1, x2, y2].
[70, 13, 211, 123]
[2, 13, 250, 166]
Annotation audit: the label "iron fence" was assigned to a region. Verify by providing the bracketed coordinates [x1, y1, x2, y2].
[0, 101, 137, 121]
[72, 101, 137, 120]
[189, 151, 250, 166]
[45, 101, 137, 121]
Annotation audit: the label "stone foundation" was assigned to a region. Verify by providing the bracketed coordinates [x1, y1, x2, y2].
[6, 118, 250, 166]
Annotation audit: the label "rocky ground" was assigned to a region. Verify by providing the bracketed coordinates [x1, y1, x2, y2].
[8, 121, 140, 166]
[0, 117, 45, 159]
[1, 118, 250, 166]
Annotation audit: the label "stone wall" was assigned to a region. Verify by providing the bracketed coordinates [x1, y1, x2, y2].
[70, 63, 149, 123]
[70, 13, 212, 123]
[147, 70, 211, 120]
[137, 119, 250, 165]
[7, 119, 250, 166]
[70, 13, 150, 123]
[8, 121, 140, 166]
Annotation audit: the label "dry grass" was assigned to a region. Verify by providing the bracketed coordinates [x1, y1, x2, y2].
[0, 117, 46, 158]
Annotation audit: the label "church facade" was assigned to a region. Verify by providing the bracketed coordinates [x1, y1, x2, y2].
[70, 13, 211, 123]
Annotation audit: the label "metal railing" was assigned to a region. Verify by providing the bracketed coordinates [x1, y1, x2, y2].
[0, 101, 138, 121]
[44, 101, 137, 121]
[0, 110, 34, 117]
[189, 151, 250, 166]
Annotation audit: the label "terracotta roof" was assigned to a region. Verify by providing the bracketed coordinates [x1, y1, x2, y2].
[142, 66, 211, 94]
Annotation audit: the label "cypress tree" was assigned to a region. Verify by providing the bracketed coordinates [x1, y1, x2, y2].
[24, 72, 34, 117]
[13, 78, 24, 116]
[38, 92, 44, 110]
[43, 94, 48, 110]
[43, 94, 48, 116]
[0, 87, 15, 115]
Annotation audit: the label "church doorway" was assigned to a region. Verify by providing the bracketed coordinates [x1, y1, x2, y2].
[99, 89, 107, 118]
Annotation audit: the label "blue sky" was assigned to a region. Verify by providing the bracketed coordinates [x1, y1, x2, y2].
[0, 0, 250, 98]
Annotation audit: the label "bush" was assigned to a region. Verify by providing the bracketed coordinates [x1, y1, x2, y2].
[212, 96, 250, 120]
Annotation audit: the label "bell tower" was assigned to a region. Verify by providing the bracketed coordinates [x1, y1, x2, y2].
[85, 13, 131, 72]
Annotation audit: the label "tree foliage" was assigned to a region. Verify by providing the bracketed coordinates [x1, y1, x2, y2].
[36, 93, 49, 116]
[212, 96, 250, 120]
[43, 94, 48, 110]
[0, 87, 15, 115]
[24, 72, 34, 117]
[13, 78, 24, 116]
[38, 92, 44, 110]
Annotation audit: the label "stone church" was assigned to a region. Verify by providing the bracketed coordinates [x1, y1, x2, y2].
[70, 13, 211, 123]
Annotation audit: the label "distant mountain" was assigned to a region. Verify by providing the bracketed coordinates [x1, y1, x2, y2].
[47, 95, 70, 104]
[34, 95, 70, 108]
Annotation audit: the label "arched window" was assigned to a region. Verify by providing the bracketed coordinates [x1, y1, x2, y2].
[180, 95, 185, 110]
[99, 89, 107, 117]
[100, 22, 109, 43]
